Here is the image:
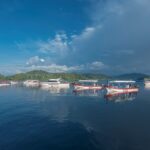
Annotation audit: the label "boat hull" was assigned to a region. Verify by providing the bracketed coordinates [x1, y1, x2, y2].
[74, 85, 102, 91]
[40, 82, 70, 89]
[106, 87, 139, 94]
[145, 82, 150, 88]
[23, 81, 40, 87]
[0, 83, 10, 87]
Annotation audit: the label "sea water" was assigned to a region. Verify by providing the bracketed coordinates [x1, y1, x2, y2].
[0, 85, 150, 150]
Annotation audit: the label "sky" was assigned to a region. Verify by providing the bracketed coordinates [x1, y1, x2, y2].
[0, 0, 150, 75]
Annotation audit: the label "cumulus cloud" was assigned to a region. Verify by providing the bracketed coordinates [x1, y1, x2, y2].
[24, 56, 107, 73]
[37, 33, 70, 58]
[26, 56, 45, 66]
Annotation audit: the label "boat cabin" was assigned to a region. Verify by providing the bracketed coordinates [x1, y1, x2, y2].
[78, 80, 99, 86]
[108, 80, 137, 88]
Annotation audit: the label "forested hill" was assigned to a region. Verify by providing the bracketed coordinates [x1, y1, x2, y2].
[0, 74, 5, 80]
[1, 71, 149, 81]
[3, 70, 109, 81]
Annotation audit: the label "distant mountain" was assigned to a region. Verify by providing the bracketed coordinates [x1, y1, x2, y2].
[6, 70, 109, 81]
[115, 73, 149, 81]
[2, 70, 149, 81]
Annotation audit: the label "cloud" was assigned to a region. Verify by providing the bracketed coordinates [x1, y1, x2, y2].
[26, 56, 45, 66]
[88, 61, 106, 70]
[14, 0, 150, 74]
[23, 56, 107, 74]
[37, 33, 70, 57]
[69, 0, 150, 74]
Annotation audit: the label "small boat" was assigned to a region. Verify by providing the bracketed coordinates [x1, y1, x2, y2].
[144, 79, 150, 88]
[0, 81, 10, 87]
[106, 80, 139, 94]
[40, 78, 70, 89]
[23, 80, 40, 87]
[73, 80, 103, 91]
[10, 81, 18, 85]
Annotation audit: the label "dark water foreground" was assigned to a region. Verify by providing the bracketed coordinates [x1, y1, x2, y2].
[0, 86, 150, 150]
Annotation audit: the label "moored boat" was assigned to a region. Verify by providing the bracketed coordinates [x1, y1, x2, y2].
[40, 78, 70, 89]
[144, 79, 150, 88]
[73, 80, 103, 91]
[0, 81, 10, 87]
[23, 80, 40, 87]
[10, 81, 19, 85]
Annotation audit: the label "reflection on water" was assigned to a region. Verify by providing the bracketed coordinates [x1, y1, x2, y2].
[0, 86, 150, 150]
[41, 86, 69, 95]
[105, 92, 138, 103]
[73, 89, 104, 97]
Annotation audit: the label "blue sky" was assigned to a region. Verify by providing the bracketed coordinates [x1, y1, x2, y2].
[0, 0, 150, 75]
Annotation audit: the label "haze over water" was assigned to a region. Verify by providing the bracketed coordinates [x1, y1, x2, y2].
[0, 86, 150, 150]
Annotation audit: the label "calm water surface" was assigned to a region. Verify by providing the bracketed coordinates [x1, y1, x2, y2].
[0, 86, 150, 150]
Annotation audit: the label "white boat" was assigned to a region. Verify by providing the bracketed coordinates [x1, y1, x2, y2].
[106, 80, 139, 94]
[23, 80, 40, 87]
[73, 80, 102, 91]
[0, 81, 10, 87]
[10, 81, 18, 85]
[40, 78, 70, 89]
[144, 80, 150, 88]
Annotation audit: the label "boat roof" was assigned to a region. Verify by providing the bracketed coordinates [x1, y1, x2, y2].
[26, 80, 39, 82]
[48, 78, 61, 81]
[79, 80, 98, 83]
[109, 80, 136, 83]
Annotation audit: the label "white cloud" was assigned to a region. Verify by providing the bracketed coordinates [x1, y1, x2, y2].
[73, 27, 96, 40]
[24, 57, 107, 73]
[24, 64, 83, 73]
[88, 61, 106, 70]
[26, 56, 45, 66]
[37, 33, 69, 58]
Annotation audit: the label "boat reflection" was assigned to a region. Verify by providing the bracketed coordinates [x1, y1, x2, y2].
[41, 86, 69, 95]
[105, 92, 138, 103]
[73, 89, 103, 97]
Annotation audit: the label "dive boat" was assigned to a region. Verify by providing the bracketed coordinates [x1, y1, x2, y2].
[73, 80, 103, 91]
[106, 80, 139, 94]
[23, 80, 40, 87]
[40, 78, 70, 89]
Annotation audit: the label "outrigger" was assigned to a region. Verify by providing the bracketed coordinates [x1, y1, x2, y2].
[73, 80, 103, 91]
[106, 80, 139, 94]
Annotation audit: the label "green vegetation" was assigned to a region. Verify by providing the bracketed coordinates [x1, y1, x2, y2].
[0, 74, 5, 81]
[3, 70, 109, 81]
[1, 70, 148, 82]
